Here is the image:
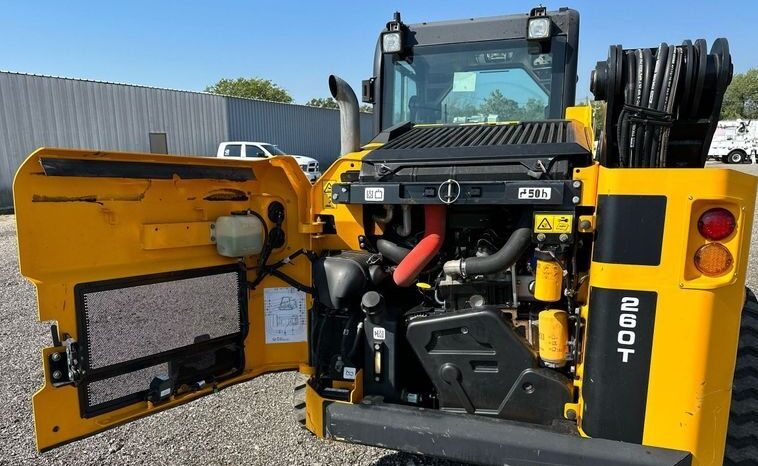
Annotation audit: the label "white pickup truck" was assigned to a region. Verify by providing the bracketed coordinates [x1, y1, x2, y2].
[216, 141, 321, 181]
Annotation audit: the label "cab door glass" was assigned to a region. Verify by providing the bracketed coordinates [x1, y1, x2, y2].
[224, 144, 242, 157]
[245, 145, 267, 158]
[390, 61, 417, 125]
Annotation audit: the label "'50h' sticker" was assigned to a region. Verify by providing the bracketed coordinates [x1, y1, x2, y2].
[518, 187, 551, 199]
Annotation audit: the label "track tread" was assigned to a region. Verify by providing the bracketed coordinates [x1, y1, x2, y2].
[292, 373, 309, 429]
[725, 289, 758, 466]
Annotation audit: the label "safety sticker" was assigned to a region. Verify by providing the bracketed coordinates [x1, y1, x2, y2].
[322, 180, 336, 209]
[364, 187, 385, 202]
[343, 367, 356, 380]
[534, 213, 573, 234]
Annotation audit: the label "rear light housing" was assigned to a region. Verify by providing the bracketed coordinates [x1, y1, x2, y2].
[694, 243, 733, 276]
[697, 208, 736, 241]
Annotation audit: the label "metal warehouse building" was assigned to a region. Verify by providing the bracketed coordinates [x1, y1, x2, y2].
[0, 71, 374, 211]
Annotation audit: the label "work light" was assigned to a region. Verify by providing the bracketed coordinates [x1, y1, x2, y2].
[382, 32, 403, 54]
[527, 17, 551, 40]
[527, 6, 551, 42]
[382, 11, 405, 54]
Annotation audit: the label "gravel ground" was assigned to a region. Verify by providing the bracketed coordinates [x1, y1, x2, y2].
[1, 162, 756, 466]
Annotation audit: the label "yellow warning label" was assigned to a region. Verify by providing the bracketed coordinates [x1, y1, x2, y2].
[322, 180, 336, 209]
[534, 213, 573, 234]
[323, 180, 339, 209]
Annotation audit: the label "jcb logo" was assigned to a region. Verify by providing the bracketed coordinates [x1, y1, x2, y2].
[617, 297, 639, 363]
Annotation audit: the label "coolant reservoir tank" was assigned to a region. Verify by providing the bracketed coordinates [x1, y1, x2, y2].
[214, 214, 265, 257]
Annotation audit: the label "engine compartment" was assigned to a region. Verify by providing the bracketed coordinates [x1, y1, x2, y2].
[311, 201, 591, 426]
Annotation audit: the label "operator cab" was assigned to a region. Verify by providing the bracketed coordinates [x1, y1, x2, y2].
[356, 8, 592, 185]
[364, 7, 579, 133]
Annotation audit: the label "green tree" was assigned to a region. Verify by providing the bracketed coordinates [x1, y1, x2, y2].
[591, 100, 606, 138]
[305, 97, 339, 109]
[479, 90, 522, 120]
[522, 98, 547, 120]
[721, 69, 758, 119]
[306, 98, 372, 113]
[205, 77, 293, 103]
[443, 94, 479, 121]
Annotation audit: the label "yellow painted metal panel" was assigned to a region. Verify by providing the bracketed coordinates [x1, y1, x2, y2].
[574, 166, 757, 466]
[14, 148, 314, 451]
[141, 221, 214, 250]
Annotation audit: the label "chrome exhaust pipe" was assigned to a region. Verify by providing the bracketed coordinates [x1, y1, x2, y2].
[329, 75, 360, 156]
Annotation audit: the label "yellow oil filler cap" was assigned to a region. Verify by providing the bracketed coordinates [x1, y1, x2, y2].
[534, 251, 563, 302]
[538, 309, 569, 368]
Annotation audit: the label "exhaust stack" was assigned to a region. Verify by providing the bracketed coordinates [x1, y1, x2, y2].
[329, 75, 360, 156]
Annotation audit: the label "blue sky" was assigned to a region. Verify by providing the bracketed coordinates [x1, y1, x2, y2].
[1, 0, 756, 104]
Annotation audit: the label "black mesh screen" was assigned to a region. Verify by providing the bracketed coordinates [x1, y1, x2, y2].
[74, 265, 246, 417]
[378, 121, 571, 150]
[86, 363, 169, 408]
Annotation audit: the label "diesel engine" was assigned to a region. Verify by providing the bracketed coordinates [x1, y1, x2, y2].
[310, 121, 593, 425]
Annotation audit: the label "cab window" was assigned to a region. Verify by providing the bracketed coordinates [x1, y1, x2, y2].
[245, 145, 267, 158]
[382, 39, 557, 127]
[223, 144, 242, 157]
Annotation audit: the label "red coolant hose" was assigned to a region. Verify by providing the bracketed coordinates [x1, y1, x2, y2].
[393, 204, 446, 287]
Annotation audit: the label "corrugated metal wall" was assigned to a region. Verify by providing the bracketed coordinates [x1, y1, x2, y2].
[0, 71, 375, 210]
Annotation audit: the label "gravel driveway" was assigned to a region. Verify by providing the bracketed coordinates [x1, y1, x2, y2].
[1, 162, 756, 466]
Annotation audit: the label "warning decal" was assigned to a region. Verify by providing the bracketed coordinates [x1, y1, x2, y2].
[534, 212, 573, 234]
[323, 180, 336, 209]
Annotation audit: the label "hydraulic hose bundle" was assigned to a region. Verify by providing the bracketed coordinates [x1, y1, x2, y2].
[591, 39, 732, 168]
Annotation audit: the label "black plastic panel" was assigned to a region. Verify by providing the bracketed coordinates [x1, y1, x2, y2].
[332, 180, 578, 206]
[405, 308, 537, 415]
[582, 287, 657, 443]
[594, 195, 667, 265]
[324, 400, 693, 466]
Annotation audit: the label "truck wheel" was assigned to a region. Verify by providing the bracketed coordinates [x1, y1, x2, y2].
[292, 372, 309, 430]
[725, 288, 758, 465]
[728, 150, 747, 164]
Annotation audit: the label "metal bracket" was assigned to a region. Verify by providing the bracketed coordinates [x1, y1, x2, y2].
[48, 335, 83, 387]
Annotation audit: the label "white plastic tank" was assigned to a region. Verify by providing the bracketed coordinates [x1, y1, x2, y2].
[214, 214, 265, 257]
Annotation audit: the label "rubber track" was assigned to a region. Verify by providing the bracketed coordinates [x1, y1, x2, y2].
[292, 373, 308, 429]
[725, 289, 758, 466]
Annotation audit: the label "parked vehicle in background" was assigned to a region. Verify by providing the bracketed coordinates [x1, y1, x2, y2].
[708, 120, 757, 164]
[216, 141, 321, 181]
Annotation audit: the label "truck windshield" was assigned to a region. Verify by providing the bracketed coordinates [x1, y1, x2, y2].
[382, 39, 555, 128]
[261, 144, 286, 155]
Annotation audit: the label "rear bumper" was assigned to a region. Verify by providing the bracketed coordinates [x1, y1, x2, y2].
[323, 399, 692, 466]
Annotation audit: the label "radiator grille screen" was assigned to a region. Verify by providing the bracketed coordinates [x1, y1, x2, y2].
[82, 271, 241, 370]
[75, 266, 245, 416]
[378, 121, 570, 151]
[86, 363, 169, 408]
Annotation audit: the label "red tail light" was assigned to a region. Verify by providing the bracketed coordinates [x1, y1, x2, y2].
[697, 208, 735, 241]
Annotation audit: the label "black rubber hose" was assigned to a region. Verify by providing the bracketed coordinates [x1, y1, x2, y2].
[643, 44, 669, 166]
[346, 321, 364, 363]
[462, 214, 531, 276]
[341, 312, 361, 359]
[376, 238, 411, 264]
